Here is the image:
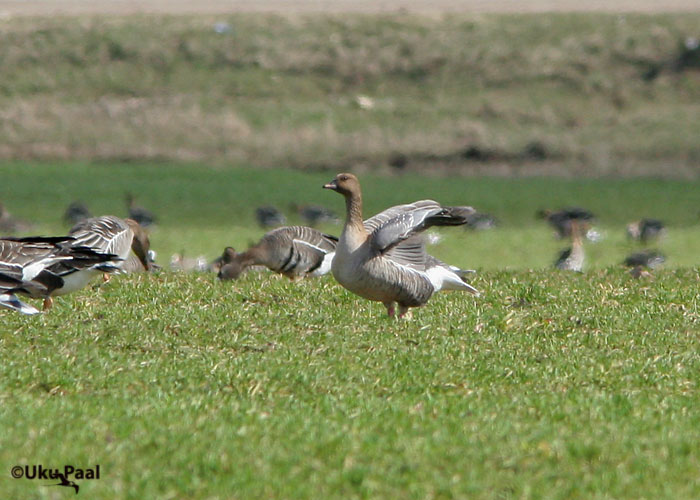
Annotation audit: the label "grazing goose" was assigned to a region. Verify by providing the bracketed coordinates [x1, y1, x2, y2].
[0, 202, 33, 235]
[122, 249, 158, 273]
[126, 193, 157, 228]
[63, 201, 92, 226]
[625, 249, 666, 278]
[255, 206, 286, 228]
[626, 219, 666, 243]
[554, 222, 585, 272]
[0, 236, 117, 313]
[537, 207, 595, 239]
[323, 173, 478, 319]
[291, 203, 340, 227]
[624, 250, 666, 277]
[68, 216, 151, 270]
[54, 216, 151, 300]
[217, 226, 337, 281]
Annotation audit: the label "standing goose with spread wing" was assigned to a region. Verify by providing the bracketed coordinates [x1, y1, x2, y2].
[323, 173, 478, 318]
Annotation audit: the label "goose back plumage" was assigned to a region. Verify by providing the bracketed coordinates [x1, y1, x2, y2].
[67, 216, 151, 271]
[217, 226, 337, 280]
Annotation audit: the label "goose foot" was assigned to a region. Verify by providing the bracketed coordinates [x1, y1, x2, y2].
[102, 273, 111, 283]
[42, 296, 54, 311]
[384, 302, 395, 317]
[398, 305, 412, 320]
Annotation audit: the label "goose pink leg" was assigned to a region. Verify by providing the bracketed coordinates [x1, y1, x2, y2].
[384, 302, 396, 317]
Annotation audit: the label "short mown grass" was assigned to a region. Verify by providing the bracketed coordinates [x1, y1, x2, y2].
[1, 268, 699, 499]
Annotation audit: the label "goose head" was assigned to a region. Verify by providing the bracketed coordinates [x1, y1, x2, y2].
[217, 247, 244, 280]
[125, 218, 152, 271]
[323, 173, 360, 197]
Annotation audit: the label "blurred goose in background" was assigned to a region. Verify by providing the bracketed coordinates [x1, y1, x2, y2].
[323, 173, 478, 319]
[554, 221, 585, 272]
[217, 226, 337, 281]
[255, 206, 286, 228]
[63, 201, 92, 226]
[537, 207, 595, 239]
[624, 249, 665, 278]
[0, 236, 118, 312]
[626, 218, 666, 243]
[126, 193, 157, 228]
[290, 203, 340, 227]
[170, 252, 208, 272]
[464, 211, 498, 231]
[0, 202, 33, 235]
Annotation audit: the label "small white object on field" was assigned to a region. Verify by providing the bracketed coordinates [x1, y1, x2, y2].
[355, 95, 375, 110]
[586, 228, 604, 242]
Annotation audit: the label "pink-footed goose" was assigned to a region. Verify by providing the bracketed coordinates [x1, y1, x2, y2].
[41, 216, 153, 308]
[323, 173, 479, 319]
[0, 236, 118, 314]
[67, 215, 151, 273]
[217, 226, 337, 281]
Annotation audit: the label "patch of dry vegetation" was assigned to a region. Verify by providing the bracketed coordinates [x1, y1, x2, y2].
[0, 13, 698, 176]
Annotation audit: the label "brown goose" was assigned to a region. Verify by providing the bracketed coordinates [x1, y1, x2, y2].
[323, 173, 478, 319]
[0, 236, 116, 313]
[217, 226, 337, 281]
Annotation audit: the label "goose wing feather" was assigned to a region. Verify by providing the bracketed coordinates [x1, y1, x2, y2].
[0, 239, 74, 281]
[364, 200, 441, 251]
[365, 200, 474, 254]
[69, 216, 132, 257]
[286, 226, 338, 251]
[381, 235, 429, 269]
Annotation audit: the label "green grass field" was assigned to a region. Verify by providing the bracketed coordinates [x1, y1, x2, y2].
[1, 266, 699, 498]
[1, 162, 700, 498]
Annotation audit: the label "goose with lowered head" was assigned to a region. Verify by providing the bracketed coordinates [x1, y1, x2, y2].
[217, 226, 337, 281]
[323, 173, 478, 319]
